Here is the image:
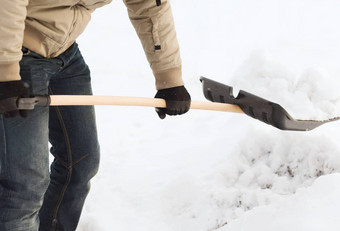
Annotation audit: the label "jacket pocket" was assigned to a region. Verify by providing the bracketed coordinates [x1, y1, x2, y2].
[135, 18, 161, 54]
[151, 17, 161, 52]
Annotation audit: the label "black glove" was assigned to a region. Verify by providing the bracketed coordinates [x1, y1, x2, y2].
[154, 86, 191, 119]
[0, 80, 30, 118]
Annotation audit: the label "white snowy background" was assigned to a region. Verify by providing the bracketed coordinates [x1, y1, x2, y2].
[76, 0, 340, 230]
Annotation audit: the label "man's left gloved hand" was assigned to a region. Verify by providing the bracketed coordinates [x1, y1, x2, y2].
[154, 86, 191, 119]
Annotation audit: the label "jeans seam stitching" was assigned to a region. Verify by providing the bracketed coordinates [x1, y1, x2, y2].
[54, 153, 89, 168]
[51, 105, 72, 231]
[0, 116, 8, 221]
[49, 88, 73, 231]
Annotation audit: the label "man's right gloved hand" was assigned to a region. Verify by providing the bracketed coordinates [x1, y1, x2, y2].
[154, 86, 191, 119]
[0, 80, 30, 118]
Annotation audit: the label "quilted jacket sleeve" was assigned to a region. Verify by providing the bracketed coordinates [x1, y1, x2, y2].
[0, 0, 28, 82]
[124, 0, 184, 90]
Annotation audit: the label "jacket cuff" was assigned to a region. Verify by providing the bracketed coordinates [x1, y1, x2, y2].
[0, 62, 21, 82]
[154, 66, 184, 90]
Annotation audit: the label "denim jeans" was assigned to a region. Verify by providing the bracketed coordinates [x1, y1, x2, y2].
[0, 43, 100, 231]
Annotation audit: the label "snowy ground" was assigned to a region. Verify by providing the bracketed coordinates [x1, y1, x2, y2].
[76, 0, 340, 230]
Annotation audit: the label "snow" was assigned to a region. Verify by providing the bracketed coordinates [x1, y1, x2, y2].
[230, 50, 340, 120]
[221, 173, 340, 231]
[76, 0, 340, 230]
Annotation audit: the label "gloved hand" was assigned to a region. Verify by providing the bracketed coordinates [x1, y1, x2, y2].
[0, 80, 30, 118]
[154, 86, 191, 119]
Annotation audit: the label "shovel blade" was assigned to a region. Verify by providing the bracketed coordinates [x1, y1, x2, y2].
[200, 77, 339, 131]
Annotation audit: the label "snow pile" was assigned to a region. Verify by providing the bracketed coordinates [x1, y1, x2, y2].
[220, 173, 340, 231]
[231, 50, 340, 120]
[159, 130, 340, 231]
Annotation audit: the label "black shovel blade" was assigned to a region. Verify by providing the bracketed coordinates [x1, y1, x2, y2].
[200, 77, 339, 131]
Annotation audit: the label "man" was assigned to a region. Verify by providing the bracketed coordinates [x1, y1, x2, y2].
[0, 0, 191, 230]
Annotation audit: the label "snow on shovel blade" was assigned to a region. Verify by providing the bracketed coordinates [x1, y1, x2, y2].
[200, 77, 340, 131]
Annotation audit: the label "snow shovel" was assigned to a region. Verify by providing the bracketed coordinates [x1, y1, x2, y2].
[15, 77, 338, 131]
[200, 76, 340, 131]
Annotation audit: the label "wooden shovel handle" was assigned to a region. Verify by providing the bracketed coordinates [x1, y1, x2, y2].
[49, 95, 244, 113]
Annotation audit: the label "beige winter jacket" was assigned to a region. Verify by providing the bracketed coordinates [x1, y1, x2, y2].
[0, 0, 183, 90]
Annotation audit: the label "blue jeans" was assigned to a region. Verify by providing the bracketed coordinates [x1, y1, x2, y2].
[0, 43, 100, 231]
